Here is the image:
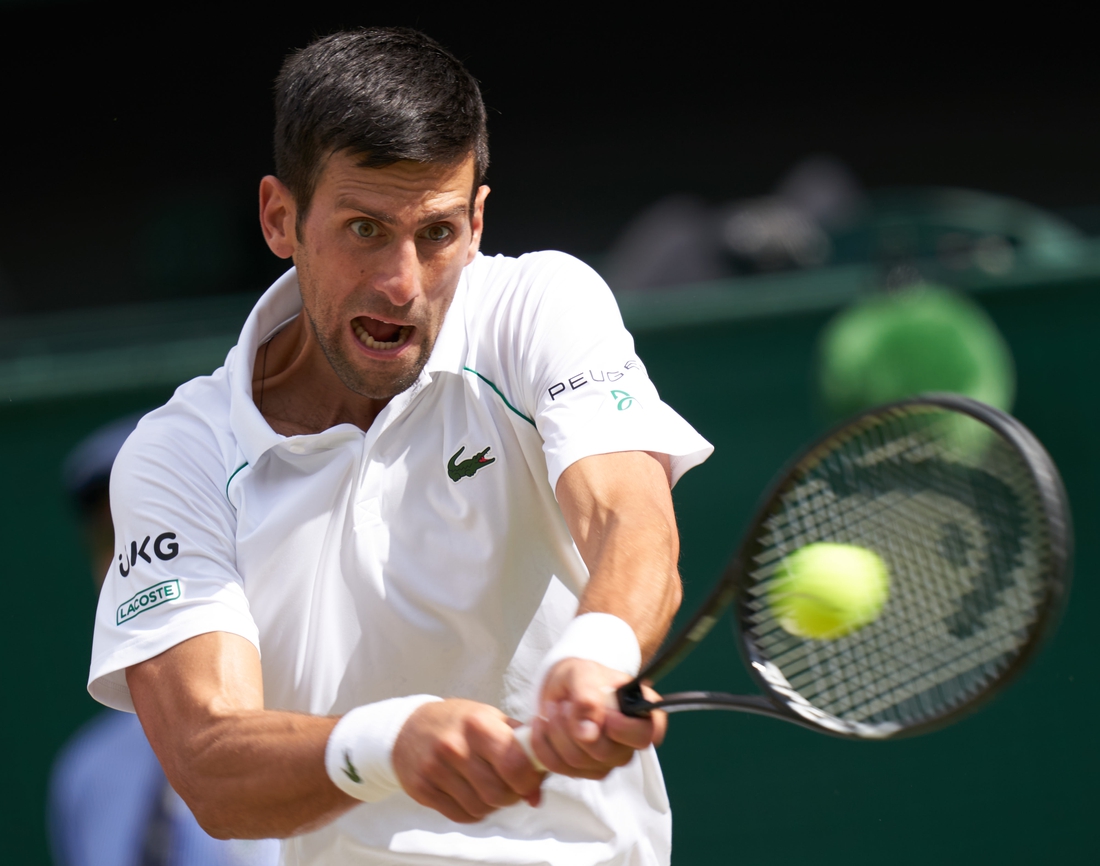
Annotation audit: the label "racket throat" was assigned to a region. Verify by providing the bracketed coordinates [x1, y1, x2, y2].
[618, 681, 789, 720]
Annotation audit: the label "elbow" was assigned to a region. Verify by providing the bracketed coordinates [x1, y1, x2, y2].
[183, 785, 235, 840]
[194, 814, 234, 841]
[179, 783, 262, 841]
[154, 733, 242, 840]
[162, 762, 228, 839]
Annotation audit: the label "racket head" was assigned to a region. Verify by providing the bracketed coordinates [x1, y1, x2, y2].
[732, 394, 1071, 739]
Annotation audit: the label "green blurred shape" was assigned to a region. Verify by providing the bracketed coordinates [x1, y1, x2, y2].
[817, 284, 1015, 422]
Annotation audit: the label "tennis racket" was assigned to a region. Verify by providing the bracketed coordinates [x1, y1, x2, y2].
[519, 393, 1071, 757]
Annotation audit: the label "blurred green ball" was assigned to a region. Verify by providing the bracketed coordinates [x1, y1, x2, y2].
[817, 284, 1015, 420]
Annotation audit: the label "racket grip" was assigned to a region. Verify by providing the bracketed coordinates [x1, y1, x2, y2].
[616, 679, 653, 717]
[512, 725, 546, 772]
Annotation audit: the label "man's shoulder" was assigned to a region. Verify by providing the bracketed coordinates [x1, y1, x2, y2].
[114, 366, 240, 488]
[468, 250, 603, 295]
[465, 251, 618, 330]
[458, 251, 628, 415]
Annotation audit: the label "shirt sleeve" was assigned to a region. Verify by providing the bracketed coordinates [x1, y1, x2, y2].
[87, 407, 259, 712]
[512, 252, 714, 491]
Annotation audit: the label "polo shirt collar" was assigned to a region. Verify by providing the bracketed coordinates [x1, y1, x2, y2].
[227, 265, 471, 466]
[226, 268, 296, 465]
[423, 265, 469, 377]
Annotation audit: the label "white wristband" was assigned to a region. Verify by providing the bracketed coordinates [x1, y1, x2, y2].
[533, 612, 641, 707]
[325, 694, 442, 803]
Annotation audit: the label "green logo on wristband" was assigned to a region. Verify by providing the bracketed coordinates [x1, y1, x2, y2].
[342, 751, 363, 784]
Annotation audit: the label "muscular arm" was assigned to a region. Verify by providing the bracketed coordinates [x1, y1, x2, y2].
[127, 631, 353, 839]
[528, 450, 681, 776]
[559, 450, 681, 657]
[129, 631, 544, 835]
[128, 450, 679, 836]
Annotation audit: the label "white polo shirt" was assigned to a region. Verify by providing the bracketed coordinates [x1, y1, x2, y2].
[89, 251, 713, 866]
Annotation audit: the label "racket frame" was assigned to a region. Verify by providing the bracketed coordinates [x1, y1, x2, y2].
[617, 393, 1073, 740]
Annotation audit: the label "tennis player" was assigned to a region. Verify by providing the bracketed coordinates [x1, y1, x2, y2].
[88, 27, 712, 865]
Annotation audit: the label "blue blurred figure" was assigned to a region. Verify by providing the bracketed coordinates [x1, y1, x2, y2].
[48, 416, 281, 866]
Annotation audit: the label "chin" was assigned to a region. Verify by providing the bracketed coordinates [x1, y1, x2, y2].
[343, 354, 426, 401]
[313, 318, 432, 401]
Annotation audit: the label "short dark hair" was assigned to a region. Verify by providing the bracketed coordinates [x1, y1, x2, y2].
[274, 27, 489, 221]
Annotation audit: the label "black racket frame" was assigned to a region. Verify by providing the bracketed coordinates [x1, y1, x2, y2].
[616, 394, 1073, 740]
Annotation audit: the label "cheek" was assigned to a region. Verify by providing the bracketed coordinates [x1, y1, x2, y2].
[425, 259, 466, 319]
[297, 247, 355, 317]
[433, 246, 469, 286]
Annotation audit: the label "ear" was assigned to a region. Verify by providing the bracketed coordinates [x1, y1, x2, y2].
[259, 175, 298, 259]
[466, 184, 490, 265]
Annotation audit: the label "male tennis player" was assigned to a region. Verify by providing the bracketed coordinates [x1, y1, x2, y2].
[89, 27, 712, 865]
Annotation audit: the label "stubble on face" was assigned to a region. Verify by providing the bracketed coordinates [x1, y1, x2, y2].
[295, 248, 454, 401]
[281, 152, 482, 410]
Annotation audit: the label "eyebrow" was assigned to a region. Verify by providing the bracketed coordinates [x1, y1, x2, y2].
[336, 201, 470, 225]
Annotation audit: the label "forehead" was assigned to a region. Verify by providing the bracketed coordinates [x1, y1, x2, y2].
[313, 150, 476, 213]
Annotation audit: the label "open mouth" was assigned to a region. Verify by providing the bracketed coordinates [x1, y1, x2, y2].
[352, 316, 414, 351]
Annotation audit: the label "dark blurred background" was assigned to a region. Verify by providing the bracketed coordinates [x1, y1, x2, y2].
[2, 2, 1099, 312]
[2, 2, 1097, 863]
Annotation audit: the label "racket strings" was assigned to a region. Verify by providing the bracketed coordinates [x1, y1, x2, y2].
[743, 407, 1051, 729]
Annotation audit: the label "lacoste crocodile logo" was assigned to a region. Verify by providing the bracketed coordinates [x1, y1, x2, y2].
[448, 446, 496, 482]
[342, 751, 362, 784]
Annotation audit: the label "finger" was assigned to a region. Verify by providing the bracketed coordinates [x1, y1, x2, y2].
[562, 700, 637, 765]
[562, 695, 604, 743]
[543, 705, 622, 777]
[640, 684, 668, 746]
[547, 702, 604, 768]
[459, 715, 546, 809]
[438, 722, 527, 811]
[434, 760, 503, 820]
[651, 709, 668, 746]
[561, 682, 620, 744]
[404, 776, 484, 824]
[603, 711, 659, 751]
[528, 714, 568, 775]
[456, 753, 525, 810]
[531, 711, 608, 779]
[466, 714, 545, 797]
[486, 731, 546, 798]
[538, 660, 616, 734]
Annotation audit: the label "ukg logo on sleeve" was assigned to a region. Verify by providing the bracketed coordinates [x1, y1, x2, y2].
[117, 531, 179, 577]
[116, 580, 182, 625]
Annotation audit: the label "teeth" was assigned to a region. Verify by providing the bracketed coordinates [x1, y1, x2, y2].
[353, 322, 412, 350]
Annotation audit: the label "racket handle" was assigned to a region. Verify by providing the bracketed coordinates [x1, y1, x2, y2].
[512, 725, 546, 772]
[616, 679, 654, 717]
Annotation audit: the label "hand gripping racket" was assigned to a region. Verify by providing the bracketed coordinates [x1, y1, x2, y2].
[519, 394, 1071, 761]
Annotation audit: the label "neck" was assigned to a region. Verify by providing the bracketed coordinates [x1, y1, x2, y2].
[252, 315, 390, 435]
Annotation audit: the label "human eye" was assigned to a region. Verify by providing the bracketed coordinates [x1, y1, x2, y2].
[422, 224, 453, 242]
[350, 219, 379, 238]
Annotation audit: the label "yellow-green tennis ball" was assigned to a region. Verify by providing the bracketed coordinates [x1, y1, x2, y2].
[769, 543, 890, 640]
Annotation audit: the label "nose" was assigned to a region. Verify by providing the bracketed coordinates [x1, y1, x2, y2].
[371, 237, 422, 307]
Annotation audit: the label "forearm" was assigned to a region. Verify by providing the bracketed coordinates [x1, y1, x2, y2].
[575, 510, 680, 660]
[163, 708, 349, 838]
[557, 451, 682, 659]
[127, 632, 355, 840]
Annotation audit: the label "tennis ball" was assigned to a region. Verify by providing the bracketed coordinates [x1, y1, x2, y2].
[768, 543, 890, 640]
